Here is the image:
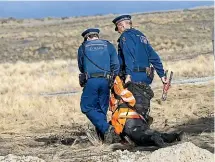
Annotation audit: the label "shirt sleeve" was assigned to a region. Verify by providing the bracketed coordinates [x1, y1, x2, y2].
[118, 33, 136, 75]
[77, 45, 84, 73]
[146, 41, 165, 78]
[108, 43, 120, 75]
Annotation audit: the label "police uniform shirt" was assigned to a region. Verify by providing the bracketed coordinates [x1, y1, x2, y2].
[118, 28, 165, 79]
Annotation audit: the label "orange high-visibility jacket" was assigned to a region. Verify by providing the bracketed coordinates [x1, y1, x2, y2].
[110, 76, 141, 135]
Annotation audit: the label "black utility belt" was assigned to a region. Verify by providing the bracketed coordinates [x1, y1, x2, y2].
[88, 72, 110, 78]
[133, 67, 147, 72]
[133, 67, 154, 79]
[79, 72, 111, 87]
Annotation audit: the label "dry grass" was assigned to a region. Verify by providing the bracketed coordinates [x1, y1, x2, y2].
[151, 81, 214, 131]
[0, 53, 214, 133]
[0, 60, 85, 133]
[0, 7, 214, 136]
[163, 55, 214, 78]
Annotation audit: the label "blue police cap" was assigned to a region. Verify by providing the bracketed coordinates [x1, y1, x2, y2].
[112, 15, 131, 25]
[81, 28, 100, 38]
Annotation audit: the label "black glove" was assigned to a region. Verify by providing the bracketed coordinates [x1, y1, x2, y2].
[79, 73, 87, 87]
[108, 73, 117, 89]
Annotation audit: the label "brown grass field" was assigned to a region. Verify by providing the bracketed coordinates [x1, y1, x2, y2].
[0, 7, 214, 161]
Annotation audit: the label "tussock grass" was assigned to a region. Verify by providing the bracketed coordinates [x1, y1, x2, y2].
[0, 60, 84, 133]
[164, 55, 214, 78]
[0, 54, 214, 133]
[0, 7, 214, 134]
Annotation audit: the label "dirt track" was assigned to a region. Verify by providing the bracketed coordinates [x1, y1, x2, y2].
[38, 76, 215, 97]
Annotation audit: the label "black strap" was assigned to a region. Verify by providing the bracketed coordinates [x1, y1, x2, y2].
[133, 67, 147, 72]
[89, 72, 110, 78]
[81, 42, 111, 73]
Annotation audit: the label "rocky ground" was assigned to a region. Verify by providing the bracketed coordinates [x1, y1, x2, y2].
[0, 142, 214, 162]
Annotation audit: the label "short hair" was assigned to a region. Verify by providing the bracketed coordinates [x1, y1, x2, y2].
[125, 20, 132, 26]
[84, 33, 99, 41]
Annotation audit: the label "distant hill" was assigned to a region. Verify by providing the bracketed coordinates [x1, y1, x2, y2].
[0, 7, 213, 63]
[0, 1, 213, 18]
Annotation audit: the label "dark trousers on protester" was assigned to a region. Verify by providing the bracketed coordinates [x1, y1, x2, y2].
[122, 118, 180, 146]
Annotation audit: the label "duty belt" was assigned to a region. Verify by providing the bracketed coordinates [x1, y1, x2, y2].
[133, 67, 147, 72]
[89, 72, 110, 78]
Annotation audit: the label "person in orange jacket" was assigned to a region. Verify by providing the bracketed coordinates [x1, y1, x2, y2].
[109, 76, 183, 147]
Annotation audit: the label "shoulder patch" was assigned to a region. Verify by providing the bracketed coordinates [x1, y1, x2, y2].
[122, 37, 126, 42]
[140, 36, 148, 44]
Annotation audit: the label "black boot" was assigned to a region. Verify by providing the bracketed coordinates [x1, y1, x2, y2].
[176, 131, 184, 141]
[104, 125, 121, 144]
[151, 133, 166, 148]
[161, 131, 184, 143]
[146, 116, 153, 126]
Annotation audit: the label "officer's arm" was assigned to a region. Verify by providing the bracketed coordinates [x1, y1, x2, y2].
[77, 46, 84, 73]
[109, 43, 120, 75]
[147, 42, 165, 78]
[119, 34, 135, 75]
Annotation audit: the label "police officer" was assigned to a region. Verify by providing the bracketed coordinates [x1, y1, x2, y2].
[111, 15, 171, 146]
[112, 15, 167, 84]
[112, 15, 168, 120]
[77, 28, 120, 142]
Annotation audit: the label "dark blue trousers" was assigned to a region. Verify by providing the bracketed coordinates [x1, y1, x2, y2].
[80, 78, 110, 134]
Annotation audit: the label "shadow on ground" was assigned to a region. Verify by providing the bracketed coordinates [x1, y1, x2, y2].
[171, 117, 214, 153]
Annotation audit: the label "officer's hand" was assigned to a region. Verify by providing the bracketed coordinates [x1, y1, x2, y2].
[161, 76, 168, 84]
[125, 75, 131, 83]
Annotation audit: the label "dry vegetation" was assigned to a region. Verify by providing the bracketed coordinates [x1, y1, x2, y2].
[0, 7, 214, 161]
[0, 60, 83, 133]
[0, 54, 213, 133]
[0, 7, 213, 63]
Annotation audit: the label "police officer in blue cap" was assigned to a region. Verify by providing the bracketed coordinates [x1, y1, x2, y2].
[112, 15, 167, 84]
[77, 28, 120, 142]
[112, 15, 171, 146]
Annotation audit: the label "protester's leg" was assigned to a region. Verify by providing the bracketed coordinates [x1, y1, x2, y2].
[161, 132, 184, 143]
[123, 119, 151, 146]
[81, 78, 109, 134]
[123, 119, 166, 147]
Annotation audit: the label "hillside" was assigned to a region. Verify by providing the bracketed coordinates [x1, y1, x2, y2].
[0, 7, 213, 63]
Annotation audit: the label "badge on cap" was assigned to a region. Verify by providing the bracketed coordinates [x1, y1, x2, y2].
[122, 37, 126, 42]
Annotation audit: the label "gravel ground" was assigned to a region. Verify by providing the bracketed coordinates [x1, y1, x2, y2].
[2, 142, 212, 162]
[90, 142, 214, 162]
[0, 154, 45, 162]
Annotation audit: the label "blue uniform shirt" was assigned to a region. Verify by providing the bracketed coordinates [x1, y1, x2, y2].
[118, 28, 165, 84]
[78, 39, 120, 76]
